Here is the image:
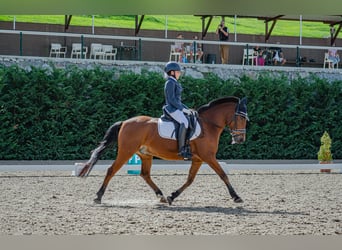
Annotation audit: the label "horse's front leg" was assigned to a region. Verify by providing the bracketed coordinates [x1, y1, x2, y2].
[167, 160, 202, 205]
[139, 156, 167, 203]
[207, 159, 243, 203]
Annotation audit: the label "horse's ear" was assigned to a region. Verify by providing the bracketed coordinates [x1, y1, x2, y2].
[240, 97, 247, 105]
[239, 97, 247, 110]
[238, 97, 249, 120]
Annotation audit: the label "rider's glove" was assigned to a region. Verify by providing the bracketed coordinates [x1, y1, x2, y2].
[182, 108, 192, 115]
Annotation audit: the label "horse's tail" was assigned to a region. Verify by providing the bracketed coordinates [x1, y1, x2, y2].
[79, 121, 123, 177]
[101, 121, 123, 149]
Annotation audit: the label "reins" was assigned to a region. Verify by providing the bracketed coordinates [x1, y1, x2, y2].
[199, 116, 223, 130]
[200, 111, 247, 135]
[197, 97, 248, 138]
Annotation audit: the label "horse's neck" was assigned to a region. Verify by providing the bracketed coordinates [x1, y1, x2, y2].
[200, 112, 225, 129]
[199, 104, 235, 129]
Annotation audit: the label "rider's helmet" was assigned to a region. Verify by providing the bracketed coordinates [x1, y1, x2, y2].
[164, 61, 182, 74]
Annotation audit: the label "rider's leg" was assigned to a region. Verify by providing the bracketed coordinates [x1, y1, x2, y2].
[177, 123, 191, 160]
[169, 110, 192, 160]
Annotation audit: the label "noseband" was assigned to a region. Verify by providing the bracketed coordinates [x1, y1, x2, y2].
[227, 111, 249, 139]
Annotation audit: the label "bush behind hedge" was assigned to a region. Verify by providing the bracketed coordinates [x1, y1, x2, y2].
[0, 65, 341, 160]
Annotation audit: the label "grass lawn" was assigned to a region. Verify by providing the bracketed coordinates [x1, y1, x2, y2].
[0, 15, 337, 39]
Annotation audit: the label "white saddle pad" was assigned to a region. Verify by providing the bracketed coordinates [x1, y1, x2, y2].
[157, 119, 201, 140]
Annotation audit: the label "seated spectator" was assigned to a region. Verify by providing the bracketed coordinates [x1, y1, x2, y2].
[273, 47, 286, 66]
[174, 34, 185, 63]
[327, 45, 340, 67]
[253, 46, 265, 66]
[188, 35, 204, 63]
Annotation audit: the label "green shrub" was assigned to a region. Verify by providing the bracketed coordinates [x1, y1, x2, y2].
[0, 65, 341, 160]
[317, 131, 333, 162]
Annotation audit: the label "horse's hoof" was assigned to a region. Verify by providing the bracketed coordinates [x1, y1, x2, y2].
[160, 197, 168, 203]
[167, 196, 173, 205]
[78, 169, 88, 177]
[234, 197, 243, 203]
[94, 198, 101, 204]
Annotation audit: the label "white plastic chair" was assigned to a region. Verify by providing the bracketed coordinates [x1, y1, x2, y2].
[90, 43, 105, 60]
[169, 44, 182, 62]
[71, 43, 88, 59]
[242, 49, 258, 66]
[49, 43, 67, 58]
[102, 45, 117, 60]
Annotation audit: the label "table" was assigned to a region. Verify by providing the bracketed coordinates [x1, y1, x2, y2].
[117, 45, 137, 60]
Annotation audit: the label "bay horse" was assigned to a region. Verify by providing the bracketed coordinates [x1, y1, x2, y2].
[79, 96, 248, 205]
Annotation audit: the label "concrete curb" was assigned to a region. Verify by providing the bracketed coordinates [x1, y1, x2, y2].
[1, 159, 342, 165]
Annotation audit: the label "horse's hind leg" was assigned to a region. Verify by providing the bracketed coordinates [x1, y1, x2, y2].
[167, 160, 202, 205]
[207, 159, 243, 203]
[79, 121, 122, 177]
[94, 156, 129, 204]
[139, 155, 167, 203]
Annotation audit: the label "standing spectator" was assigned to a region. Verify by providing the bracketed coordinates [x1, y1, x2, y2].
[216, 20, 229, 64]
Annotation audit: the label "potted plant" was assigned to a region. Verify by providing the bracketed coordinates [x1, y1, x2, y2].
[317, 131, 333, 173]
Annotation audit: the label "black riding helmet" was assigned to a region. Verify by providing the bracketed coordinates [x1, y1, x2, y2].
[164, 61, 182, 74]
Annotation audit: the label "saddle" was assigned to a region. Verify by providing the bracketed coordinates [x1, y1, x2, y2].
[158, 110, 201, 140]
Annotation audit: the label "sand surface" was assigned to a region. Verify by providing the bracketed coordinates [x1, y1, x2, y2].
[0, 169, 341, 235]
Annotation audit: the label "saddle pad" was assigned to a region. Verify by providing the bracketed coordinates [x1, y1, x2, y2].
[157, 119, 201, 140]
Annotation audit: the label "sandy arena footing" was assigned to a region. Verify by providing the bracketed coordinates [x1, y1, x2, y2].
[0, 168, 341, 235]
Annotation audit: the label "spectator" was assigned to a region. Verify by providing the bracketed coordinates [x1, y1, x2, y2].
[327, 44, 340, 67]
[253, 46, 265, 66]
[216, 20, 229, 64]
[174, 34, 185, 63]
[273, 47, 287, 66]
[188, 35, 204, 63]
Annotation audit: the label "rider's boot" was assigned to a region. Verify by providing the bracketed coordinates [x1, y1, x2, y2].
[177, 124, 192, 161]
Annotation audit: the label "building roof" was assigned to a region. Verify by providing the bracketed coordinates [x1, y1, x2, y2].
[195, 15, 342, 45]
[1, 0, 342, 15]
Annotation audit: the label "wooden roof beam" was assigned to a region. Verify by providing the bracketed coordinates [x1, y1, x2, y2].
[200, 15, 214, 39]
[331, 23, 342, 45]
[135, 15, 145, 36]
[263, 15, 284, 43]
[64, 15, 72, 31]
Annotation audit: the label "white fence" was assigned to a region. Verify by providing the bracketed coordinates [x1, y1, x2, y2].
[0, 29, 341, 67]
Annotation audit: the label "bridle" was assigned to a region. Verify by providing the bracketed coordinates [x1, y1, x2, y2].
[198, 97, 249, 141]
[227, 110, 249, 142]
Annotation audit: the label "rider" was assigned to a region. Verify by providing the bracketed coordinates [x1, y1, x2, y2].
[163, 61, 192, 160]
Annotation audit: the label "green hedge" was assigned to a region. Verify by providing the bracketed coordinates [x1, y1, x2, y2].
[0, 64, 341, 160]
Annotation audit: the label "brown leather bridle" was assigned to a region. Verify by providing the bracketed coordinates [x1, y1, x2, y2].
[227, 110, 249, 144]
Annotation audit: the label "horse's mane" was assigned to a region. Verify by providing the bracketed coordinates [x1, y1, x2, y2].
[197, 96, 239, 114]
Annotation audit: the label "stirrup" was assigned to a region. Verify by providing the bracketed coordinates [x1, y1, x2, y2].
[182, 154, 192, 161]
[178, 147, 192, 161]
[178, 152, 192, 160]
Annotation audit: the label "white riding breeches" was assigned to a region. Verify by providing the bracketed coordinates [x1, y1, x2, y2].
[168, 109, 189, 128]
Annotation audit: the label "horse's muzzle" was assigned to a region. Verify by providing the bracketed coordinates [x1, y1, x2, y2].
[231, 133, 246, 144]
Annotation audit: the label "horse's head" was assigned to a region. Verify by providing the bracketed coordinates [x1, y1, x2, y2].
[198, 96, 249, 144]
[228, 97, 249, 144]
